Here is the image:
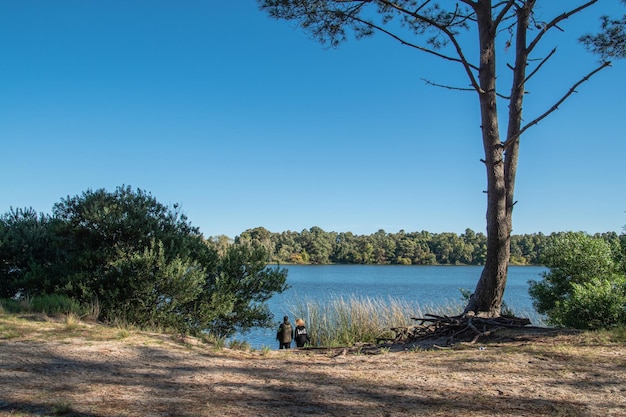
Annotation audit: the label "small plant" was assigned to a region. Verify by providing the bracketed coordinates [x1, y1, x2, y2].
[227, 339, 250, 351]
[110, 317, 137, 332]
[260, 346, 271, 355]
[213, 338, 225, 350]
[609, 326, 626, 343]
[19, 296, 32, 312]
[201, 332, 226, 349]
[51, 400, 73, 415]
[407, 344, 423, 353]
[83, 298, 101, 321]
[116, 329, 131, 339]
[0, 328, 21, 339]
[64, 313, 80, 330]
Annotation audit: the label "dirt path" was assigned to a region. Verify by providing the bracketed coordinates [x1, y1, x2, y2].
[1, 314, 625, 417]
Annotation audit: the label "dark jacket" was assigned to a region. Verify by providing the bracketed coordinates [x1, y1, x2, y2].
[276, 322, 293, 344]
[294, 325, 310, 347]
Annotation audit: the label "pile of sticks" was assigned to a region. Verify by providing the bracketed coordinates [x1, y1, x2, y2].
[384, 314, 532, 347]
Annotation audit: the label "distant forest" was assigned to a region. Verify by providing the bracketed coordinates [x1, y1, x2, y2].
[208, 227, 624, 266]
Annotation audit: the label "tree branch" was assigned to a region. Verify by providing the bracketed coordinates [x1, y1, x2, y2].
[422, 78, 510, 99]
[524, 47, 556, 84]
[527, 0, 599, 55]
[347, 13, 479, 72]
[377, 1, 483, 93]
[421, 78, 475, 92]
[493, 0, 518, 31]
[503, 61, 611, 149]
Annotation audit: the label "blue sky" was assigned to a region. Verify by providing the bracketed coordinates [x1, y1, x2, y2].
[1, 1, 625, 238]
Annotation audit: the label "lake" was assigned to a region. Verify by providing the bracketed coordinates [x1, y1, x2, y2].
[235, 264, 547, 349]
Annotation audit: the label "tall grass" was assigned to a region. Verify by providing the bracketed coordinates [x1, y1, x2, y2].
[287, 295, 464, 347]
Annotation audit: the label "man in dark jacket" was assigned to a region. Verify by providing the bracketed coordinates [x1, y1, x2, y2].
[276, 315, 293, 349]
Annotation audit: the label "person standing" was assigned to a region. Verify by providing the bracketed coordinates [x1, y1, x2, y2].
[276, 315, 293, 349]
[294, 318, 311, 348]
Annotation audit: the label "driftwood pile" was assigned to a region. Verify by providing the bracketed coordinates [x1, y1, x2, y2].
[382, 314, 532, 348]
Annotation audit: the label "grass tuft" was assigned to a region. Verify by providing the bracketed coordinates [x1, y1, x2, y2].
[51, 400, 73, 415]
[228, 339, 250, 351]
[116, 329, 131, 340]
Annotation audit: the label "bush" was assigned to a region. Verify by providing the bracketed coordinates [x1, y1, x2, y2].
[529, 232, 626, 329]
[554, 276, 626, 330]
[0, 186, 289, 337]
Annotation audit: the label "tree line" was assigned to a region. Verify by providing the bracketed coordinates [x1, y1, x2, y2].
[221, 226, 624, 267]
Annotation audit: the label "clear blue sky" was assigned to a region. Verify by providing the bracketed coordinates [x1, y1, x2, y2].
[1, 1, 625, 239]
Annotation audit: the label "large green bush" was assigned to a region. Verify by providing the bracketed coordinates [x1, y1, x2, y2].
[528, 232, 626, 329]
[0, 186, 288, 337]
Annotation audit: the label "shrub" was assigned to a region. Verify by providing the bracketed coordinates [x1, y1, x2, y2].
[554, 276, 626, 330]
[29, 294, 82, 315]
[529, 232, 626, 329]
[1, 186, 288, 337]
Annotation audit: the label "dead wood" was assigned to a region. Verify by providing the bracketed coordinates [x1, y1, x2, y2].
[385, 314, 532, 347]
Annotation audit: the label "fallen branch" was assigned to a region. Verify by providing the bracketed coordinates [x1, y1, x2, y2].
[387, 314, 532, 347]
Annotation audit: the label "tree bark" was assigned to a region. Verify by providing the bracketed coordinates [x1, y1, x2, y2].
[464, 0, 532, 317]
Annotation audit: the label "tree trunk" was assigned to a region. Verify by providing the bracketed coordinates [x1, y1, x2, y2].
[464, 1, 531, 317]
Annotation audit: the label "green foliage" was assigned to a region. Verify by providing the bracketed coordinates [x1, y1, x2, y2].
[208, 244, 288, 338]
[0, 298, 21, 313]
[0, 186, 288, 337]
[557, 277, 626, 330]
[28, 294, 83, 315]
[233, 227, 586, 266]
[104, 240, 211, 333]
[0, 207, 62, 298]
[529, 232, 626, 329]
[580, 10, 626, 60]
[0, 294, 86, 316]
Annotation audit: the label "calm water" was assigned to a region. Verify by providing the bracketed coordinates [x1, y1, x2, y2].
[236, 265, 547, 349]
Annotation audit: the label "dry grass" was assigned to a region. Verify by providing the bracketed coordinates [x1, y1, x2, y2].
[1, 313, 625, 417]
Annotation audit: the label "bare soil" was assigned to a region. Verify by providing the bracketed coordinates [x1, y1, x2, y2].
[1, 313, 625, 417]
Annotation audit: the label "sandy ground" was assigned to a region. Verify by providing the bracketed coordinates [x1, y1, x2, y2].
[1, 314, 625, 417]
